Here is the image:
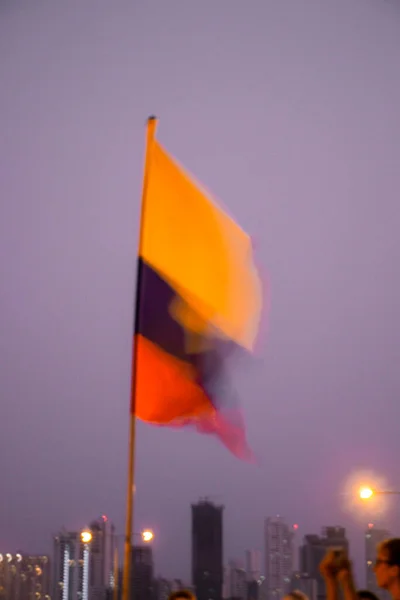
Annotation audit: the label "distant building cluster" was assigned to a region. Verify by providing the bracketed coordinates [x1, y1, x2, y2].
[0, 553, 51, 599]
[53, 515, 115, 600]
[0, 503, 390, 600]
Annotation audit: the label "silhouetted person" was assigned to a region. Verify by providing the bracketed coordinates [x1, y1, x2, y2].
[168, 590, 196, 600]
[357, 590, 379, 600]
[374, 538, 400, 600]
[283, 592, 309, 600]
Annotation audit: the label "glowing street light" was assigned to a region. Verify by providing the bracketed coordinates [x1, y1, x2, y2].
[359, 487, 374, 500]
[81, 530, 93, 544]
[114, 530, 155, 544]
[358, 487, 400, 500]
[141, 530, 154, 543]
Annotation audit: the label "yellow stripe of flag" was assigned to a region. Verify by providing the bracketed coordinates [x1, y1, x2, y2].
[141, 139, 261, 351]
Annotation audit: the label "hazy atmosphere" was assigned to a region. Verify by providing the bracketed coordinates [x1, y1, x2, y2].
[1, 0, 400, 584]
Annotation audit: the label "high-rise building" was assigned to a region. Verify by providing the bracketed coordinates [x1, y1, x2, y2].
[53, 518, 115, 600]
[224, 560, 246, 600]
[223, 566, 230, 599]
[131, 545, 154, 600]
[365, 524, 390, 600]
[89, 515, 115, 599]
[192, 499, 223, 600]
[245, 550, 261, 582]
[244, 551, 261, 600]
[290, 572, 317, 600]
[258, 577, 267, 600]
[154, 577, 172, 600]
[53, 530, 89, 600]
[0, 553, 51, 600]
[247, 580, 259, 600]
[264, 516, 294, 600]
[300, 526, 349, 600]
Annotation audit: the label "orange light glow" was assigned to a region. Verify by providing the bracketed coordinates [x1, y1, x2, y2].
[141, 530, 154, 543]
[81, 530, 92, 544]
[359, 487, 374, 500]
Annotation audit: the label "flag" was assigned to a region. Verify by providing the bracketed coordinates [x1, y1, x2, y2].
[132, 119, 262, 460]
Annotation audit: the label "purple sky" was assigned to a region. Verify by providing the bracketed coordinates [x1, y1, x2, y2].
[1, 0, 400, 585]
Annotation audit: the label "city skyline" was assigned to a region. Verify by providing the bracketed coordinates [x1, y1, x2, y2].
[0, 508, 395, 600]
[1, 509, 394, 590]
[1, 497, 398, 587]
[1, 0, 400, 591]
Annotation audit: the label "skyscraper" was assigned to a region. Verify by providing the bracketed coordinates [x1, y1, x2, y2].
[131, 545, 154, 600]
[365, 523, 390, 600]
[264, 516, 294, 600]
[224, 559, 246, 600]
[300, 526, 349, 600]
[245, 550, 261, 582]
[53, 530, 88, 600]
[89, 515, 115, 599]
[192, 499, 223, 600]
[290, 572, 317, 600]
[154, 577, 172, 600]
[53, 517, 115, 600]
[247, 580, 259, 600]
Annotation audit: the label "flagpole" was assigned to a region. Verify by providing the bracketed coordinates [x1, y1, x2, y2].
[113, 546, 119, 600]
[121, 115, 158, 600]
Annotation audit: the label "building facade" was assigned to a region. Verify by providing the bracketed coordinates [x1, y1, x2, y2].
[131, 545, 154, 600]
[154, 577, 172, 600]
[53, 530, 86, 600]
[247, 580, 259, 600]
[300, 526, 349, 600]
[365, 524, 390, 600]
[265, 516, 294, 600]
[290, 572, 317, 600]
[53, 517, 115, 600]
[245, 550, 261, 583]
[192, 499, 223, 600]
[89, 515, 115, 599]
[224, 560, 246, 600]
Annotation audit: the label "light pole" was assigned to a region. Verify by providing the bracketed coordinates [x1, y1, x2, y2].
[359, 487, 400, 499]
[113, 530, 154, 600]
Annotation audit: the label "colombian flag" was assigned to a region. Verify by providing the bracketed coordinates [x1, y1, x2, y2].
[132, 118, 262, 461]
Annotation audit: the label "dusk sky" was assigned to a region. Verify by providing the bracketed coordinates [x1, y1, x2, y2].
[1, 0, 400, 585]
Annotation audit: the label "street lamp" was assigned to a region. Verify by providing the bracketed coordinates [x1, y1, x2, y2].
[112, 530, 155, 600]
[114, 529, 155, 547]
[359, 487, 400, 499]
[141, 530, 154, 543]
[359, 487, 374, 500]
[81, 530, 93, 544]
